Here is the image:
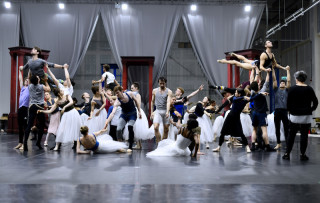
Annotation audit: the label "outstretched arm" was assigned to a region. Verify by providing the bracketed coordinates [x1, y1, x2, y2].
[64, 67, 72, 88]
[186, 85, 204, 100]
[104, 101, 119, 128]
[19, 68, 23, 89]
[47, 66, 60, 88]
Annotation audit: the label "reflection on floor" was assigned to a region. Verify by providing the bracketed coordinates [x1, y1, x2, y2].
[1, 133, 320, 202]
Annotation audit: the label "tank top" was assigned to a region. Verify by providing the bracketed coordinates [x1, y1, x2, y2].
[118, 92, 136, 114]
[155, 88, 168, 110]
[93, 96, 103, 109]
[58, 100, 74, 112]
[263, 51, 274, 68]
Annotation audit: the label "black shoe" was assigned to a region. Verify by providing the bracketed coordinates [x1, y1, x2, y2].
[250, 143, 256, 151]
[23, 144, 28, 152]
[30, 137, 36, 141]
[36, 143, 43, 150]
[300, 154, 309, 161]
[282, 153, 290, 160]
[265, 145, 276, 152]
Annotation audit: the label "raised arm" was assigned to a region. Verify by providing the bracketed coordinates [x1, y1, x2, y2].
[272, 69, 278, 89]
[63, 66, 72, 88]
[186, 85, 204, 100]
[19, 68, 23, 89]
[47, 66, 60, 87]
[286, 66, 291, 88]
[272, 55, 287, 71]
[43, 79, 51, 92]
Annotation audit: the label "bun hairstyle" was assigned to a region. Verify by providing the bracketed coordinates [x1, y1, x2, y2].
[80, 126, 89, 135]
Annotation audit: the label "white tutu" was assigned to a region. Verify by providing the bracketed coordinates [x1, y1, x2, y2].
[123, 108, 151, 140]
[267, 113, 285, 142]
[212, 115, 224, 138]
[146, 123, 164, 140]
[56, 109, 82, 143]
[182, 112, 189, 124]
[240, 113, 253, 137]
[94, 134, 128, 153]
[80, 113, 89, 126]
[146, 134, 191, 157]
[168, 124, 179, 140]
[86, 109, 108, 135]
[197, 114, 214, 143]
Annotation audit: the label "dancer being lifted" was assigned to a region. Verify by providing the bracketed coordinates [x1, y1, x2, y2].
[92, 64, 119, 91]
[104, 86, 142, 152]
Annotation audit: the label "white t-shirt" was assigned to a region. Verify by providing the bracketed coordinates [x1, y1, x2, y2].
[58, 83, 73, 96]
[102, 72, 115, 84]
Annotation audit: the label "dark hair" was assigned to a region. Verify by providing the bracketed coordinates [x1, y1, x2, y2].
[294, 70, 307, 83]
[158, 76, 167, 83]
[80, 126, 89, 135]
[209, 100, 216, 105]
[91, 86, 99, 94]
[72, 97, 78, 104]
[70, 79, 75, 87]
[188, 113, 198, 120]
[250, 81, 259, 92]
[30, 75, 39, 85]
[221, 91, 227, 97]
[132, 82, 140, 90]
[236, 88, 245, 96]
[113, 85, 123, 92]
[264, 40, 271, 45]
[52, 88, 60, 97]
[187, 119, 199, 131]
[33, 46, 41, 55]
[103, 64, 110, 72]
[280, 79, 286, 84]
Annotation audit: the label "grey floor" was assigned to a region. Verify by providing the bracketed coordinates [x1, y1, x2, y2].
[1, 133, 320, 202]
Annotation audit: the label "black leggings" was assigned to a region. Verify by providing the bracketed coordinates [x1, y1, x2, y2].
[286, 122, 310, 155]
[24, 104, 45, 146]
[109, 125, 117, 141]
[274, 109, 289, 144]
[18, 106, 28, 143]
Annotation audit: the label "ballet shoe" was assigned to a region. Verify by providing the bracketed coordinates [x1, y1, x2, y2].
[44, 141, 48, 146]
[53, 145, 60, 151]
[127, 149, 132, 153]
[246, 145, 251, 153]
[274, 144, 281, 150]
[14, 143, 23, 149]
[300, 154, 309, 161]
[118, 149, 126, 153]
[19, 145, 24, 150]
[212, 147, 220, 152]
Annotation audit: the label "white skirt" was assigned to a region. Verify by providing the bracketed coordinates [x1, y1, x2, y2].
[123, 108, 151, 140]
[182, 112, 189, 124]
[267, 113, 285, 142]
[56, 109, 82, 143]
[95, 134, 128, 153]
[197, 114, 214, 143]
[146, 134, 191, 157]
[240, 113, 253, 137]
[86, 109, 108, 135]
[212, 115, 224, 138]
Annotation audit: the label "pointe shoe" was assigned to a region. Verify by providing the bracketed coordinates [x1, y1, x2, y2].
[274, 144, 281, 150]
[212, 147, 220, 152]
[53, 146, 60, 151]
[14, 143, 23, 149]
[206, 143, 210, 149]
[19, 145, 24, 150]
[127, 149, 132, 153]
[118, 149, 126, 153]
[233, 139, 242, 146]
[44, 141, 48, 146]
[246, 145, 251, 153]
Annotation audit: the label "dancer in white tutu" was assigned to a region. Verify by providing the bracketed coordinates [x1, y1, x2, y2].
[47, 65, 74, 96]
[38, 88, 82, 151]
[77, 126, 127, 154]
[267, 113, 285, 143]
[86, 86, 107, 134]
[213, 89, 251, 153]
[147, 118, 200, 157]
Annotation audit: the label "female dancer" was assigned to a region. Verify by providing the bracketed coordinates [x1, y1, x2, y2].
[43, 92, 60, 147]
[77, 126, 127, 154]
[217, 53, 258, 70]
[38, 88, 82, 151]
[86, 86, 107, 134]
[147, 119, 200, 157]
[213, 89, 251, 153]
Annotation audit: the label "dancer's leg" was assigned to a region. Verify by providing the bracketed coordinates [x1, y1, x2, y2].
[217, 59, 254, 70]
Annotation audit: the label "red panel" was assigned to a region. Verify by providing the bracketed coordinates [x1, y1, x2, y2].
[122, 63, 127, 91]
[227, 64, 233, 88]
[234, 66, 240, 87]
[10, 53, 17, 113]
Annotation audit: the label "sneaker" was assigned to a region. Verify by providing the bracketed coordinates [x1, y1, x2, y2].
[265, 147, 276, 152]
[282, 153, 290, 160]
[300, 154, 309, 161]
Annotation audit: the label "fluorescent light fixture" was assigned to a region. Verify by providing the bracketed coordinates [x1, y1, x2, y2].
[122, 3, 128, 10]
[244, 5, 251, 12]
[115, 2, 120, 9]
[4, 1, 11, 9]
[58, 3, 65, 9]
[191, 4, 197, 11]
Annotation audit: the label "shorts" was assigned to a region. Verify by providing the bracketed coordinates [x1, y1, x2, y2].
[251, 111, 267, 127]
[153, 109, 169, 125]
[120, 111, 137, 122]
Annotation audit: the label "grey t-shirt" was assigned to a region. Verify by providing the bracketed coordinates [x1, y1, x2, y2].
[28, 84, 45, 105]
[274, 87, 288, 109]
[23, 58, 54, 77]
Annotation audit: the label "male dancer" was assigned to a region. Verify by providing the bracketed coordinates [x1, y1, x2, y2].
[259, 40, 288, 72]
[104, 86, 141, 152]
[150, 77, 173, 142]
[272, 66, 291, 149]
[19, 46, 68, 81]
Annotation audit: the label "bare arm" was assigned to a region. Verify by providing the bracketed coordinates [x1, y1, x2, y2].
[43, 80, 51, 92]
[47, 66, 60, 87]
[61, 95, 73, 114]
[38, 103, 58, 114]
[19, 68, 23, 89]
[64, 67, 72, 88]
[166, 90, 172, 118]
[193, 134, 200, 157]
[186, 85, 204, 100]
[76, 140, 91, 154]
[104, 101, 120, 127]
[286, 66, 291, 88]
[259, 53, 269, 72]
[53, 63, 68, 69]
[88, 100, 96, 119]
[150, 89, 156, 119]
[272, 56, 287, 71]
[130, 92, 141, 118]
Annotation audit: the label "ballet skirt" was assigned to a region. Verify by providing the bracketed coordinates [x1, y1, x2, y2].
[240, 113, 253, 137]
[197, 114, 214, 143]
[182, 112, 189, 124]
[146, 134, 191, 157]
[123, 108, 151, 140]
[56, 108, 82, 143]
[94, 134, 128, 153]
[267, 113, 285, 142]
[146, 123, 164, 140]
[47, 111, 61, 135]
[212, 115, 224, 138]
[85, 97, 108, 134]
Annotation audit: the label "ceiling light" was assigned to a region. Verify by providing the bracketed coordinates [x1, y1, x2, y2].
[244, 5, 251, 12]
[191, 4, 197, 11]
[122, 3, 128, 10]
[58, 3, 65, 9]
[4, 1, 11, 9]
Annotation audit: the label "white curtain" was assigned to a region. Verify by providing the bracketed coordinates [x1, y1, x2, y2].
[100, 4, 182, 87]
[0, 4, 20, 116]
[20, 3, 100, 78]
[182, 4, 264, 86]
